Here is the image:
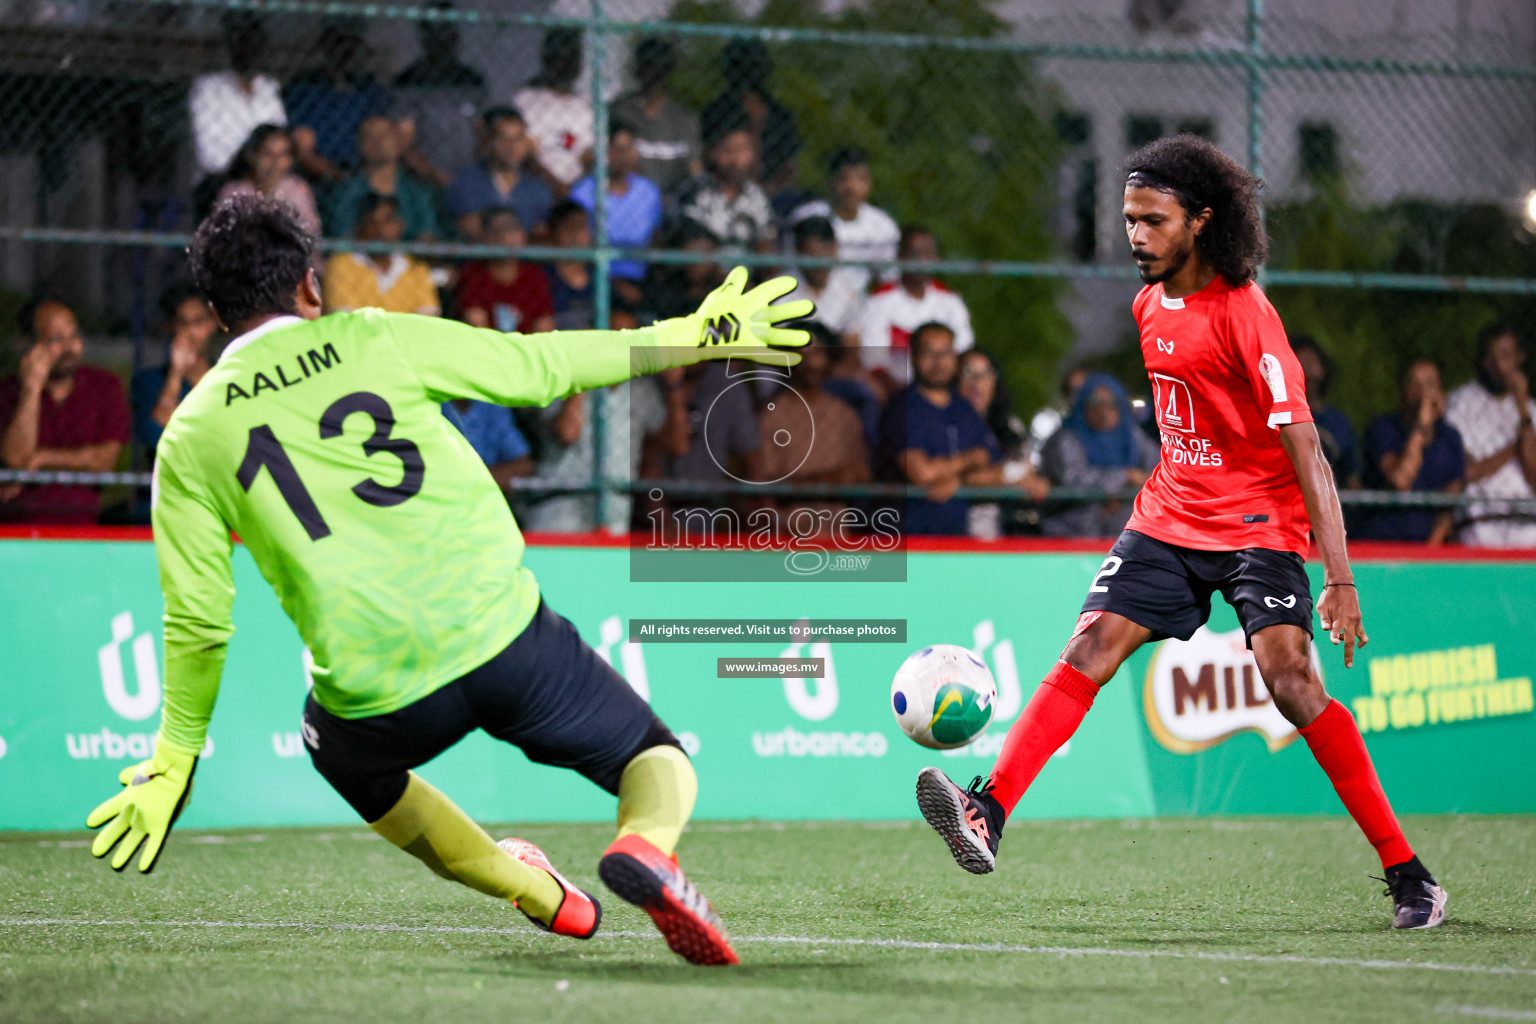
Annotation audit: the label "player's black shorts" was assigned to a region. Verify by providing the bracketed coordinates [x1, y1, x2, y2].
[303, 598, 679, 822]
[1080, 529, 1314, 647]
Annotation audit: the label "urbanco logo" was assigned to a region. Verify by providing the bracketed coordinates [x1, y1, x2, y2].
[594, 615, 650, 702]
[98, 611, 161, 721]
[780, 635, 837, 721]
[971, 619, 1022, 721]
[942, 619, 1056, 759]
[1144, 625, 1318, 753]
[67, 612, 212, 760]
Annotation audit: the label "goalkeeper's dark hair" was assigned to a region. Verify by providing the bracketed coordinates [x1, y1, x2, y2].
[1124, 134, 1267, 286]
[188, 193, 315, 329]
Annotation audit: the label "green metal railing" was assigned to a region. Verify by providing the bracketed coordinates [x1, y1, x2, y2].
[3, 0, 1535, 534]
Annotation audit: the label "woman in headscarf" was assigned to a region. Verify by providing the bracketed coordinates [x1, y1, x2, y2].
[1040, 373, 1160, 537]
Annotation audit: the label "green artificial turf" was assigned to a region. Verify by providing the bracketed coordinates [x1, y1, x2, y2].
[3, 815, 1534, 1024]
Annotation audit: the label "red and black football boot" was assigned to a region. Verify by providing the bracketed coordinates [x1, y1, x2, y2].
[598, 833, 739, 965]
[497, 837, 602, 939]
[915, 768, 1004, 874]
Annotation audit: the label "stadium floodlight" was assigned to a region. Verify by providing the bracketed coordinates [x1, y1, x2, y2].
[1523, 189, 1536, 232]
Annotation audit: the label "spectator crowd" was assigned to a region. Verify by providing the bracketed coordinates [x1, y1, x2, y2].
[3, 17, 1536, 548]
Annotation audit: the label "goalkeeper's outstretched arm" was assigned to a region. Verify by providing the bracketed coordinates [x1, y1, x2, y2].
[391, 266, 813, 408]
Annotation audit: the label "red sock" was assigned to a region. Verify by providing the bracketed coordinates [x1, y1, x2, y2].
[1300, 700, 1414, 868]
[986, 661, 1100, 816]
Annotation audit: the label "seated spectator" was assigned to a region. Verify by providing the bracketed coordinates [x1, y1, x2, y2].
[326, 116, 441, 240]
[1290, 335, 1359, 487]
[217, 124, 322, 236]
[513, 28, 594, 192]
[877, 322, 1003, 537]
[612, 37, 702, 194]
[130, 285, 220, 456]
[457, 208, 554, 334]
[448, 106, 554, 242]
[522, 375, 667, 534]
[678, 116, 775, 253]
[958, 349, 1030, 463]
[783, 216, 864, 345]
[545, 201, 594, 330]
[1039, 373, 1160, 538]
[642, 221, 726, 322]
[1446, 325, 1536, 547]
[1359, 359, 1466, 545]
[861, 225, 974, 378]
[822, 335, 884, 458]
[393, 0, 486, 190]
[702, 39, 799, 196]
[322, 194, 440, 315]
[285, 17, 391, 184]
[791, 148, 899, 294]
[760, 324, 870, 529]
[190, 12, 286, 181]
[662, 360, 763, 491]
[0, 299, 129, 524]
[570, 123, 663, 305]
[443, 399, 533, 491]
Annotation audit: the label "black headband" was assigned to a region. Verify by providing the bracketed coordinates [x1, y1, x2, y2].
[1125, 170, 1206, 211]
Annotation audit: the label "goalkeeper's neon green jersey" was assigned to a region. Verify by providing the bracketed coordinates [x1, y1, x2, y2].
[151, 309, 670, 753]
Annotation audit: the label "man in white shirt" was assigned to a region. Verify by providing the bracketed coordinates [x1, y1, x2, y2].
[1445, 325, 1536, 547]
[860, 225, 973, 375]
[513, 28, 595, 190]
[190, 13, 287, 178]
[790, 148, 898, 294]
[678, 118, 775, 252]
[783, 216, 864, 343]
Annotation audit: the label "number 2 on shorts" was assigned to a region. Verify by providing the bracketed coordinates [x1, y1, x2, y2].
[1089, 555, 1123, 594]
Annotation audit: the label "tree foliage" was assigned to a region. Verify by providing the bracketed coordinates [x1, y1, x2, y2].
[1264, 178, 1536, 424]
[664, 0, 1074, 414]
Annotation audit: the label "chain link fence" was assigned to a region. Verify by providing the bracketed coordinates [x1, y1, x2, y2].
[2, 0, 1535, 537]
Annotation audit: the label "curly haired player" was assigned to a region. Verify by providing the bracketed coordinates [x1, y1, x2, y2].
[915, 135, 1446, 930]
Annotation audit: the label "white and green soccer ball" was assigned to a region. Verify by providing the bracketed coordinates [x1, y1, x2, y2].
[890, 643, 997, 750]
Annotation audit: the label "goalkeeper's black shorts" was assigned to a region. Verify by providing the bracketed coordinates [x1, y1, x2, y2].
[302, 598, 680, 822]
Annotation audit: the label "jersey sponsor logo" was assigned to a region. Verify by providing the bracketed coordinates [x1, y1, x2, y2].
[699, 312, 741, 347]
[1144, 625, 1321, 754]
[225, 343, 342, 405]
[1264, 594, 1299, 609]
[1158, 432, 1224, 466]
[1151, 372, 1195, 433]
[1258, 352, 1288, 403]
[1156, 337, 1176, 355]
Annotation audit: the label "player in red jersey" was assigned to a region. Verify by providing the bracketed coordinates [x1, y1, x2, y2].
[915, 135, 1446, 930]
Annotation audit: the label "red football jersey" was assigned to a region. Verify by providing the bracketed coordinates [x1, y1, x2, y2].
[1125, 276, 1315, 555]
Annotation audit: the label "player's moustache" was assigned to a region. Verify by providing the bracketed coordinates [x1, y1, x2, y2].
[1131, 248, 1157, 263]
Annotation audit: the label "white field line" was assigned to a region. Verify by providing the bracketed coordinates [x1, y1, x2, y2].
[0, 917, 1533, 978]
[1441, 1008, 1536, 1021]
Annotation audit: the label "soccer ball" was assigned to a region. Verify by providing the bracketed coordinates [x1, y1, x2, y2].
[890, 644, 997, 750]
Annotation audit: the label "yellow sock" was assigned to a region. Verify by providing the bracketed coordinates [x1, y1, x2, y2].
[370, 773, 564, 922]
[615, 745, 698, 856]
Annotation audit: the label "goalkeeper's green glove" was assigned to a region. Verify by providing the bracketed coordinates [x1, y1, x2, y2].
[86, 740, 198, 873]
[653, 266, 814, 368]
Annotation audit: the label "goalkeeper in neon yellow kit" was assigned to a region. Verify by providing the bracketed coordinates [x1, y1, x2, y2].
[84, 194, 810, 966]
